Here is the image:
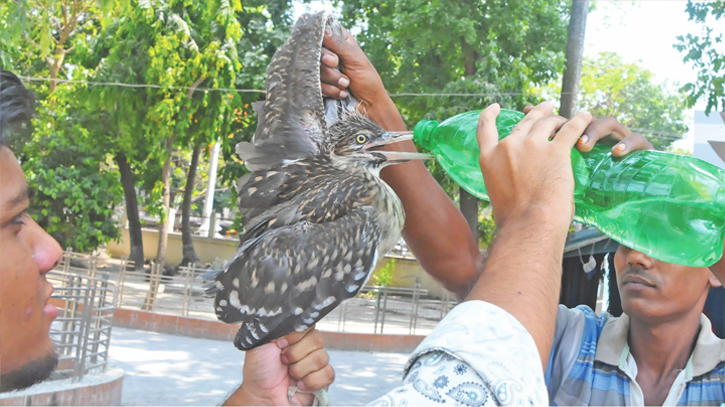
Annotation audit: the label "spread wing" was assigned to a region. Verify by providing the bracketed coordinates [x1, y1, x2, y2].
[236, 11, 358, 171]
[213, 206, 380, 350]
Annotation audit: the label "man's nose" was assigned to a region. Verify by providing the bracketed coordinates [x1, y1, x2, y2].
[625, 247, 654, 269]
[29, 219, 62, 274]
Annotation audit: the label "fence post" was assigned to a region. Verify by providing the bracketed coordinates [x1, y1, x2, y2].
[62, 247, 72, 273]
[75, 275, 94, 382]
[182, 265, 194, 317]
[380, 287, 389, 334]
[373, 288, 381, 334]
[142, 262, 161, 312]
[116, 258, 127, 308]
[409, 279, 421, 335]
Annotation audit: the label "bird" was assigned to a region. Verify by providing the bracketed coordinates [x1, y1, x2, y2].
[207, 11, 430, 352]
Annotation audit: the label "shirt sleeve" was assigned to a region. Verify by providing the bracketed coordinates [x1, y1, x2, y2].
[366, 300, 548, 406]
[545, 305, 588, 401]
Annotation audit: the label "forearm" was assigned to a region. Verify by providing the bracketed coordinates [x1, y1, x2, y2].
[464, 209, 569, 370]
[368, 98, 482, 299]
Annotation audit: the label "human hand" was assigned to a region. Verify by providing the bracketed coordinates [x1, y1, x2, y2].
[522, 106, 653, 156]
[320, 25, 393, 115]
[223, 327, 334, 406]
[477, 102, 593, 229]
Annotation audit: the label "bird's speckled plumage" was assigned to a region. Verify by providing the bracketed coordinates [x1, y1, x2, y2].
[211, 11, 416, 351]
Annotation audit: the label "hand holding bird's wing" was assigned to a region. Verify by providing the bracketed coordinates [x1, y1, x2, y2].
[237, 12, 357, 172]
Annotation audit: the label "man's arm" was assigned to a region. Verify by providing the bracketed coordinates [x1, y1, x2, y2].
[321, 29, 481, 299]
[320, 29, 656, 300]
[467, 103, 592, 368]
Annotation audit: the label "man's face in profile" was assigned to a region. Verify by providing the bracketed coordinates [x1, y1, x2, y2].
[0, 146, 63, 392]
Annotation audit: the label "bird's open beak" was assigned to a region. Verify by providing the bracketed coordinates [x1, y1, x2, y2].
[364, 131, 433, 162]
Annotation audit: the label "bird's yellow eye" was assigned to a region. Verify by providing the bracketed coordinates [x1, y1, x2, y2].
[356, 134, 368, 144]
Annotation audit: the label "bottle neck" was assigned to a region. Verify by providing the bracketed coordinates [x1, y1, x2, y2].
[413, 120, 440, 150]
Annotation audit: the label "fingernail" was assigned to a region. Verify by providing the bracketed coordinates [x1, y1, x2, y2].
[541, 101, 554, 108]
[579, 135, 588, 144]
[277, 339, 288, 348]
[614, 143, 626, 152]
[338, 77, 350, 87]
[325, 26, 332, 37]
[297, 382, 307, 391]
[339, 90, 348, 98]
[281, 354, 290, 364]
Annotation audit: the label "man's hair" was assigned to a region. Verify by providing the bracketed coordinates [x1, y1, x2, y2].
[0, 70, 35, 148]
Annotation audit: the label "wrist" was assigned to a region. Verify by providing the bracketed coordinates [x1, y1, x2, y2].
[222, 382, 268, 406]
[496, 204, 572, 233]
[362, 96, 404, 131]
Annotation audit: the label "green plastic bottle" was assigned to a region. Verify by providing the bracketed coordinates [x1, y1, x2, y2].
[413, 109, 725, 268]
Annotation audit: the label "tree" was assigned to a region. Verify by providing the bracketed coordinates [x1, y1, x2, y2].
[559, 0, 589, 119]
[1, 0, 126, 253]
[577, 52, 689, 150]
[337, 0, 570, 245]
[675, 0, 725, 114]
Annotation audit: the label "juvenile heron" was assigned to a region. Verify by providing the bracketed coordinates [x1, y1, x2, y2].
[209, 11, 429, 351]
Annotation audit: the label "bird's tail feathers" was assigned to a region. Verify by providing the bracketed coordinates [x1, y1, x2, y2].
[199, 269, 223, 296]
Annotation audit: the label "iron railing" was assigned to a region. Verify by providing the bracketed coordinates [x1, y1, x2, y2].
[47, 268, 116, 383]
[53, 250, 458, 336]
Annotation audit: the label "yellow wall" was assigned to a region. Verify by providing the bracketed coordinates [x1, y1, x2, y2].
[107, 228, 238, 266]
[108, 228, 451, 299]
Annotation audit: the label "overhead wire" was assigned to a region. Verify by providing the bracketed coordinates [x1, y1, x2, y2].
[18, 75, 690, 141]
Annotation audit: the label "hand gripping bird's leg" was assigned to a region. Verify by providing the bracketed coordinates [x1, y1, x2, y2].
[287, 387, 331, 406]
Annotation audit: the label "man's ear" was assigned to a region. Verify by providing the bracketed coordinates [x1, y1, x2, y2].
[709, 272, 723, 288]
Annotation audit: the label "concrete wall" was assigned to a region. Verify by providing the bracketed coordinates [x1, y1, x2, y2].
[113, 308, 425, 353]
[108, 228, 452, 299]
[0, 369, 124, 406]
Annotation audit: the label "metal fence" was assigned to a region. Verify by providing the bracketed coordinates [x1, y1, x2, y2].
[47, 264, 116, 382]
[54, 250, 458, 336]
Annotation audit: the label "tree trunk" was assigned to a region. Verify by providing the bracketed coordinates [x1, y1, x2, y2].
[459, 39, 480, 244]
[115, 153, 144, 270]
[180, 144, 201, 266]
[459, 189, 479, 244]
[156, 136, 175, 267]
[559, 0, 590, 119]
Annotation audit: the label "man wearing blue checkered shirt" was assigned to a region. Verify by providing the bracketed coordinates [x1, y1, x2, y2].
[546, 246, 725, 406]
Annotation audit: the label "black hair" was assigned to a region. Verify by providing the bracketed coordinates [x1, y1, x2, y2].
[0, 69, 35, 149]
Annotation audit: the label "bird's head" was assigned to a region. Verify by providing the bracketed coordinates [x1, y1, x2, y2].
[327, 114, 431, 168]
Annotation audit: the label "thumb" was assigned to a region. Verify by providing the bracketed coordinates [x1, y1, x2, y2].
[477, 104, 501, 156]
[323, 25, 359, 60]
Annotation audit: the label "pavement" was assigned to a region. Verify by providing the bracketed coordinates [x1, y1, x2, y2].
[109, 327, 409, 406]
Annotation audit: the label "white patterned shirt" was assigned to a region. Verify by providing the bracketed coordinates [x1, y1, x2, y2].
[366, 301, 548, 406]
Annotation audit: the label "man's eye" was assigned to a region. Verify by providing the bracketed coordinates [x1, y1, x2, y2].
[10, 211, 28, 226]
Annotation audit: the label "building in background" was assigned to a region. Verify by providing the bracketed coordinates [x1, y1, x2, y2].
[693, 111, 725, 169]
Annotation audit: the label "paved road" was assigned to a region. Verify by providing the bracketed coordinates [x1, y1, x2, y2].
[109, 327, 409, 406]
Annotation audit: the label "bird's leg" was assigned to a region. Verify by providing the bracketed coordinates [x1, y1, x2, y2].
[288, 387, 330, 406]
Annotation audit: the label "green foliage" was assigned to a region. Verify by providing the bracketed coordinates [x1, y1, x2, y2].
[372, 258, 396, 287]
[338, 0, 569, 124]
[20, 92, 123, 252]
[675, 0, 725, 114]
[337, 0, 570, 244]
[542, 52, 689, 150]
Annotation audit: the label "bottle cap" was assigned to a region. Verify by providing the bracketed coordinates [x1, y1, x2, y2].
[413, 120, 440, 150]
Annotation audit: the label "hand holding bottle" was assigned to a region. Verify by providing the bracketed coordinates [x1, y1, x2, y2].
[477, 102, 593, 229]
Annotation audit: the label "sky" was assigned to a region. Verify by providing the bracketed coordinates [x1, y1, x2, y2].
[293, 1, 723, 151]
